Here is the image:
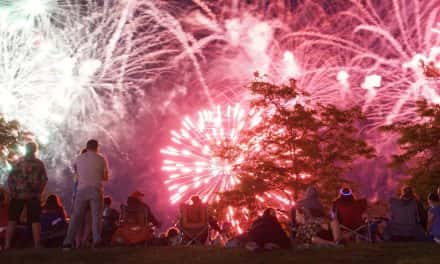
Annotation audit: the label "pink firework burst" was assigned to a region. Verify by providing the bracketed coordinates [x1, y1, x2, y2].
[161, 104, 251, 205]
[161, 103, 293, 232]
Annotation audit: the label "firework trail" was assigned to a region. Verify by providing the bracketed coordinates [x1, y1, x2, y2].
[283, 0, 440, 130]
[0, 1, 129, 166]
[0, 0, 209, 182]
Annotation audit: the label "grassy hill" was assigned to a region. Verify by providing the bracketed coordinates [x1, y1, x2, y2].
[1, 243, 440, 264]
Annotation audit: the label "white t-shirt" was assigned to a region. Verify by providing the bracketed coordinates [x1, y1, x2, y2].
[74, 151, 109, 191]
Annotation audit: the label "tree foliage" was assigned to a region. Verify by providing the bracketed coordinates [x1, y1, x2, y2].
[382, 100, 440, 199]
[0, 115, 28, 182]
[217, 78, 375, 214]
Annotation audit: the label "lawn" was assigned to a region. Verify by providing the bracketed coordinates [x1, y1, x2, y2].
[1, 243, 440, 264]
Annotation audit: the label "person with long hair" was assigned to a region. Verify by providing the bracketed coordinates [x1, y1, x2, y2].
[40, 194, 68, 247]
[383, 186, 427, 241]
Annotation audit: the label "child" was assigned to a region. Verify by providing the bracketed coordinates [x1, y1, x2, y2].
[427, 192, 440, 244]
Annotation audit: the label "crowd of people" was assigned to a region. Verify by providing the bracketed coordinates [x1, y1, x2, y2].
[0, 139, 439, 252]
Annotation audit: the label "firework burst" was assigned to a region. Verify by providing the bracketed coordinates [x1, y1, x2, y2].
[284, 0, 440, 130]
[161, 104, 249, 204]
[0, 0, 193, 181]
[161, 103, 295, 232]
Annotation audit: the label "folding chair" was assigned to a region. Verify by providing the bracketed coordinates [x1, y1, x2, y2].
[178, 203, 210, 246]
[333, 198, 373, 243]
[383, 198, 426, 241]
[339, 221, 372, 243]
[112, 198, 154, 246]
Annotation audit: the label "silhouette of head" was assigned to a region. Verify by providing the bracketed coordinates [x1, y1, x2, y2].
[45, 194, 63, 210]
[401, 186, 415, 200]
[338, 187, 354, 202]
[263, 208, 276, 219]
[25, 142, 38, 157]
[104, 196, 112, 207]
[86, 139, 99, 151]
[190, 195, 201, 205]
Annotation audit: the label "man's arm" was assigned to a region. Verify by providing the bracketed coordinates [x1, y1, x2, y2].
[102, 158, 109, 181]
[7, 166, 17, 197]
[38, 162, 48, 195]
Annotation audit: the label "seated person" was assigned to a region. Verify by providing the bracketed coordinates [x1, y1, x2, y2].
[246, 208, 290, 251]
[219, 221, 235, 242]
[296, 186, 326, 219]
[427, 192, 440, 244]
[179, 195, 212, 245]
[41, 194, 67, 226]
[292, 185, 338, 244]
[332, 188, 367, 230]
[293, 206, 337, 247]
[40, 194, 68, 247]
[383, 186, 427, 241]
[102, 196, 119, 245]
[166, 227, 180, 246]
[0, 187, 9, 250]
[150, 227, 180, 246]
[112, 191, 160, 246]
[331, 188, 373, 242]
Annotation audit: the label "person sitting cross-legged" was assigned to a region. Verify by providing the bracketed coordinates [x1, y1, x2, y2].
[292, 186, 339, 247]
[331, 188, 369, 243]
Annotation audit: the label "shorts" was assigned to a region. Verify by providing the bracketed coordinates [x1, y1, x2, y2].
[8, 198, 42, 224]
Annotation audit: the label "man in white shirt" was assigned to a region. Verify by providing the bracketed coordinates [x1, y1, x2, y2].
[63, 139, 109, 249]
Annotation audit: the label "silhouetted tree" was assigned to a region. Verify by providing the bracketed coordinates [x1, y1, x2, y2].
[216, 77, 375, 216]
[0, 115, 28, 182]
[383, 100, 440, 199]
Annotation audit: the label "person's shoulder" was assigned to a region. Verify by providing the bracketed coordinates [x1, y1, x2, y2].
[22, 157, 45, 167]
[14, 157, 26, 166]
[389, 197, 399, 203]
[34, 158, 46, 166]
[95, 152, 107, 161]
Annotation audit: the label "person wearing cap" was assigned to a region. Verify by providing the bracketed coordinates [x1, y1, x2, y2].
[5, 142, 48, 249]
[63, 139, 109, 249]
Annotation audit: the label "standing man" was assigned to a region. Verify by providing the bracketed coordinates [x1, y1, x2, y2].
[5, 142, 48, 249]
[63, 139, 109, 249]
